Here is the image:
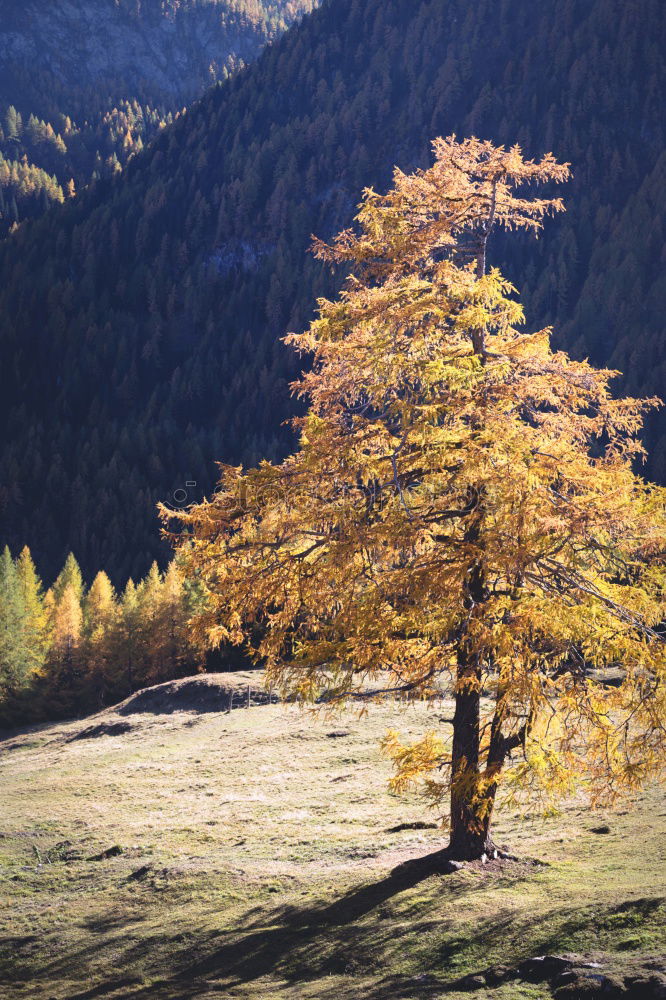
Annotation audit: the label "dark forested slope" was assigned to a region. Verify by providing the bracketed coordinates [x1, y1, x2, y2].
[0, 0, 317, 113]
[0, 0, 664, 585]
[0, 0, 316, 234]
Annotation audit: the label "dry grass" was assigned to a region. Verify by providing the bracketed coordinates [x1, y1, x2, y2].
[1, 682, 665, 999]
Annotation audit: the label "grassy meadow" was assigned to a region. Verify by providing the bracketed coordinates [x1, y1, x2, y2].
[1, 675, 665, 999]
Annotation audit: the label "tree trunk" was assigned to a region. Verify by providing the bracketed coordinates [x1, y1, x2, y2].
[447, 648, 497, 860]
[448, 809, 494, 861]
[446, 499, 498, 861]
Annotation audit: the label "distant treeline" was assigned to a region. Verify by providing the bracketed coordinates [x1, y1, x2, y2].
[0, 547, 208, 728]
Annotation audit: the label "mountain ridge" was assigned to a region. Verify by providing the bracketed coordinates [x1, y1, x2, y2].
[0, 0, 318, 112]
[0, 0, 317, 234]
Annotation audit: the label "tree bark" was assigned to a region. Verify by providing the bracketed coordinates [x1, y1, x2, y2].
[447, 644, 497, 860]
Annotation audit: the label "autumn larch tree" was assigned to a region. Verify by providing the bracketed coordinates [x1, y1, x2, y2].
[16, 545, 49, 682]
[0, 546, 27, 714]
[82, 570, 119, 709]
[45, 581, 84, 715]
[166, 137, 666, 861]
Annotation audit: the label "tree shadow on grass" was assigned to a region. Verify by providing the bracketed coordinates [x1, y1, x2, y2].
[30, 845, 666, 1000]
[60, 850, 539, 1000]
[192, 850, 456, 976]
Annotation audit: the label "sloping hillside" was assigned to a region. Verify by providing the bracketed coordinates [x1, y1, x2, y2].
[0, 0, 664, 583]
[0, 0, 317, 112]
[1, 683, 665, 998]
[0, 0, 317, 234]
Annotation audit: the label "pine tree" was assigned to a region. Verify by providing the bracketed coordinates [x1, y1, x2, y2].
[169, 137, 666, 861]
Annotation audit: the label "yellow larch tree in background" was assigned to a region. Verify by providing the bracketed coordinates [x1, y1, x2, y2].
[83, 571, 119, 709]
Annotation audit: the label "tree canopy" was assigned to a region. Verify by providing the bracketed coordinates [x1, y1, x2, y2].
[168, 137, 666, 860]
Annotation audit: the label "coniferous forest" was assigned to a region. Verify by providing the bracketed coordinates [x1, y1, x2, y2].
[0, 0, 663, 589]
[0, 0, 316, 235]
[0, 545, 204, 727]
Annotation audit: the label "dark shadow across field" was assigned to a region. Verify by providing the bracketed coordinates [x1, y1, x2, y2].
[60, 853, 539, 1000]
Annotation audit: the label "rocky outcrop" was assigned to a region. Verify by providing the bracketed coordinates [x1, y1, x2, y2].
[0, 0, 316, 111]
[452, 952, 666, 998]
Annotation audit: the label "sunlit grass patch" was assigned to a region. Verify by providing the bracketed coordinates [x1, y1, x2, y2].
[1, 688, 665, 999]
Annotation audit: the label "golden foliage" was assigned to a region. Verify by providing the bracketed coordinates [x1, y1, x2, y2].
[164, 137, 666, 830]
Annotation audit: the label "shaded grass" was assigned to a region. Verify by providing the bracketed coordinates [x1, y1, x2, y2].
[1, 696, 665, 998]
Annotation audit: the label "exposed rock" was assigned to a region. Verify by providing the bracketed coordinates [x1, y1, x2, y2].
[624, 972, 666, 999]
[441, 859, 465, 873]
[207, 239, 274, 277]
[588, 667, 626, 689]
[116, 673, 273, 715]
[484, 953, 666, 999]
[484, 965, 513, 985]
[0, 0, 314, 108]
[457, 972, 487, 989]
[127, 865, 152, 881]
[495, 848, 523, 862]
[518, 954, 575, 981]
[553, 969, 625, 998]
[89, 845, 124, 861]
